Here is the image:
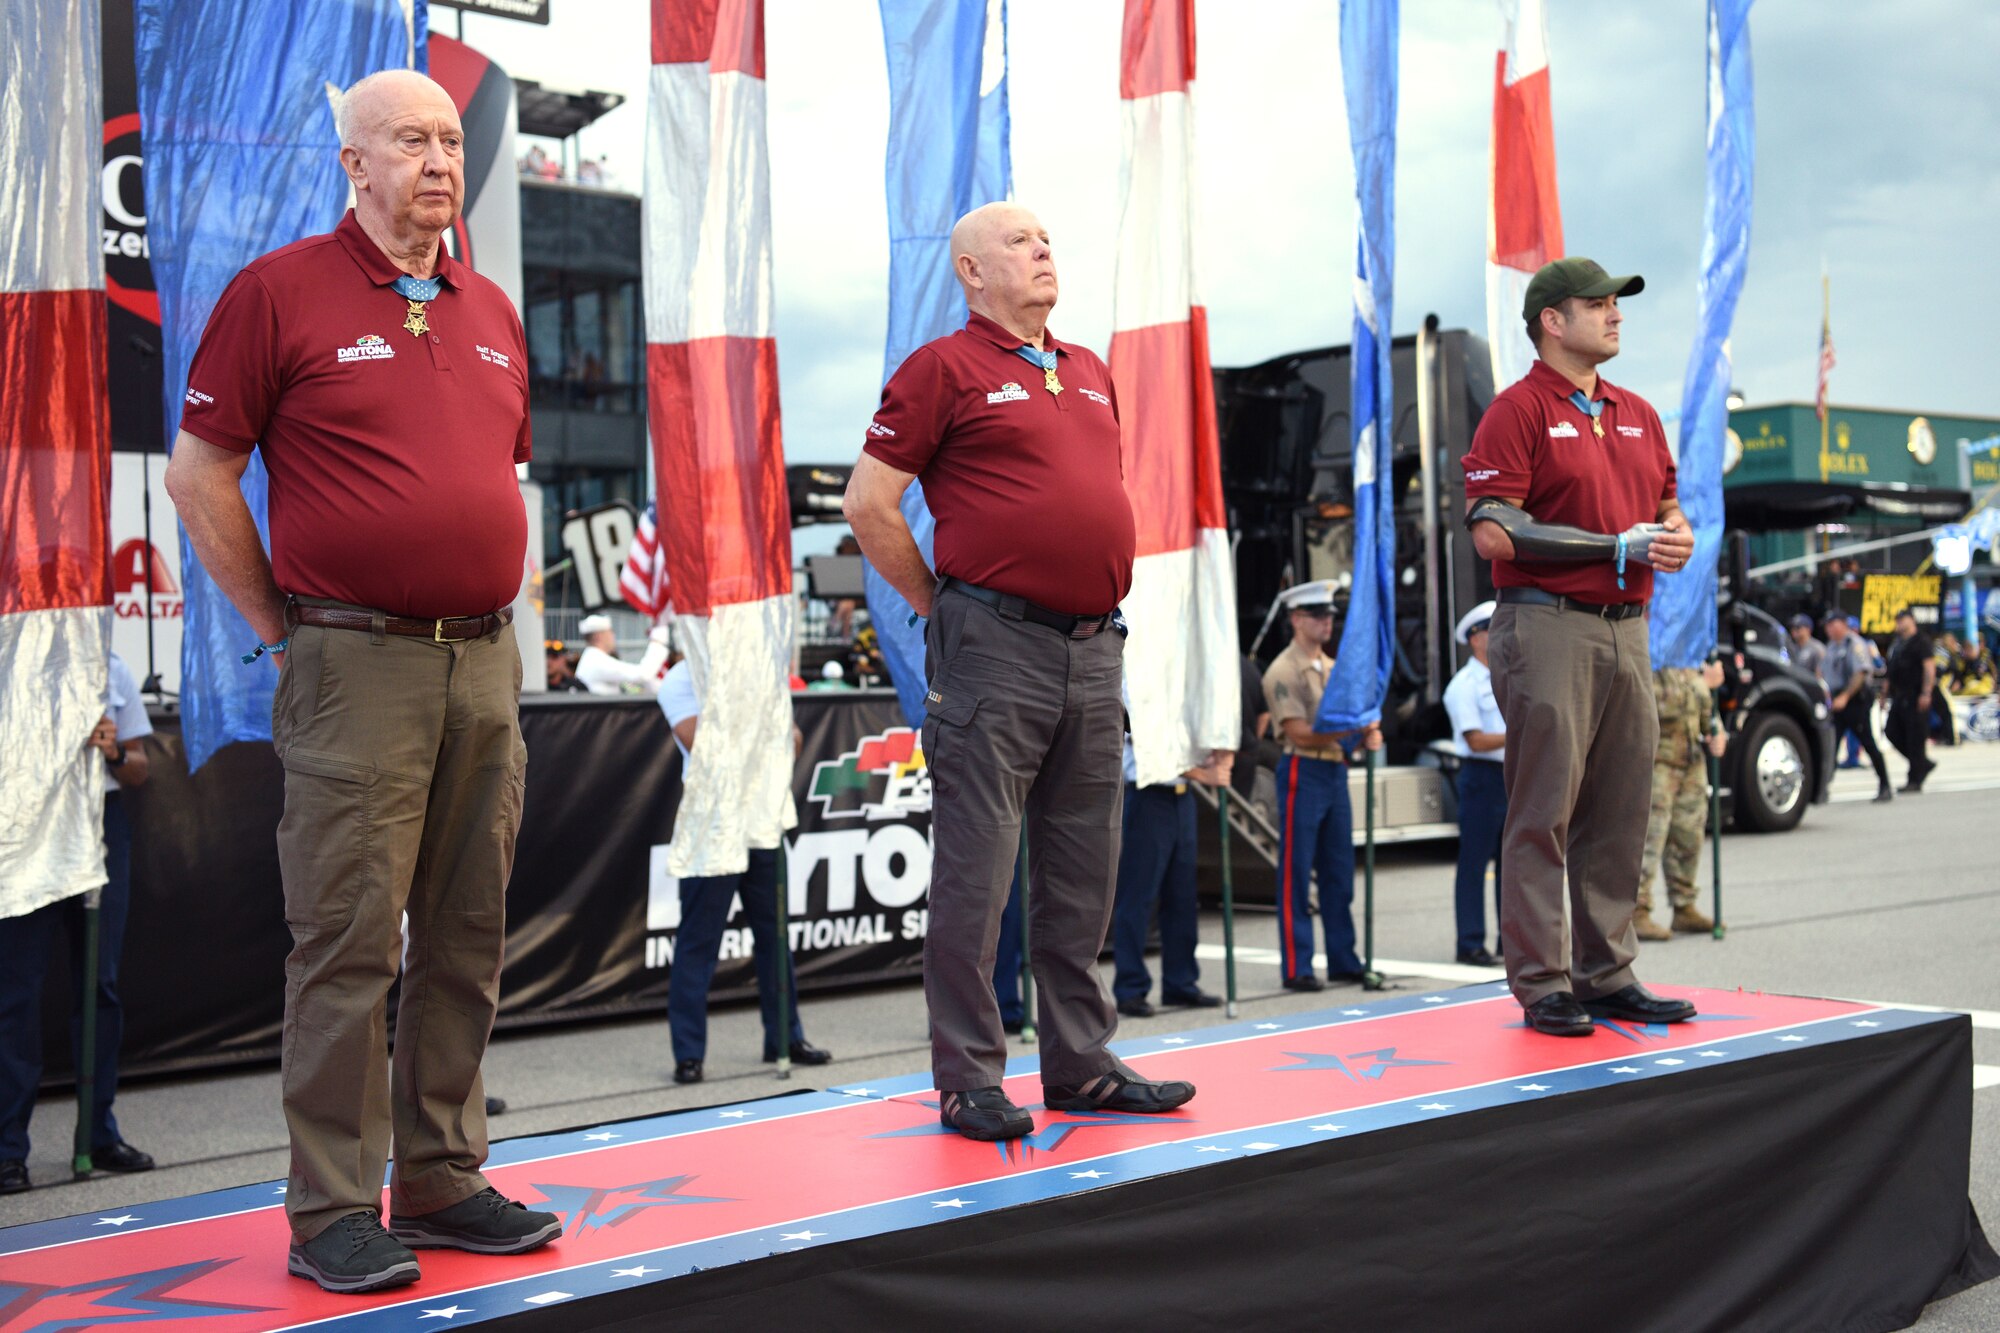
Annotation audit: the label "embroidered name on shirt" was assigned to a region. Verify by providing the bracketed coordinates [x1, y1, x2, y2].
[1548, 421, 1580, 438]
[867, 421, 896, 438]
[987, 381, 1031, 404]
[184, 388, 214, 407]
[336, 333, 395, 363]
[1079, 387, 1111, 406]
[476, 344, 512, 368]
[1467, 467, 1500, 483]
[1616, 425, 1645, 438]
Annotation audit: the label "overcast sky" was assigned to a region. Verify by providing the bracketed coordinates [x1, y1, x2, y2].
[456, 0, 2000, 474]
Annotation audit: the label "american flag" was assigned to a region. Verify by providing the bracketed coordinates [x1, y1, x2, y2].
[1815, 312, 1836, 421]
[619, 500, 669, 620]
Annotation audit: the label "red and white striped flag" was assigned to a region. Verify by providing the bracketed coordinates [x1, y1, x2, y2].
[619, 500, 671, 620]
[1110, 0, 1240, 786]
[646, 0, 795, 877]
[1486, 0, 1565, 390]
[0, 0, 114, 917]
[1815, 293, 1837, 422]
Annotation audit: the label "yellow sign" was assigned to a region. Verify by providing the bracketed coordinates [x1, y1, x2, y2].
[1859, 574, 1941, 635]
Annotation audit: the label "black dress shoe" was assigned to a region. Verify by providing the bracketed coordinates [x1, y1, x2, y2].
[1523, 992, 1595, 1037]
[1163, 988, 1223, 1009]
[673, 1058, 704, 1085]
[1456, 947, 1500, 967]
[1116, 996, 1157, 1018]
[764, 1040, 833, 1066]
[484, 1095, 508, 1117]
[1282, 974, 1325, 993]
[1044, 1067, 1196, 1114]
[0, 1159, 27, 1194]
[1002, 1016, 1025, 1035]
[1579, 984, 1696, 1024]
[91, 1141, 155, 1173]
[1326, 970, 1369, 986]
[940, 1087, 1032, 1141]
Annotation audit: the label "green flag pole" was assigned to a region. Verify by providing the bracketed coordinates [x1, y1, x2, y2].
[1016, 829, 1037, 1044]
[1218, 786, 1239, 1019]
[1361, 750, 1384, 991]
[774, 838, 793, 1079]
[1707, 749, 1726, 940]
[72, 887, 102, 1178]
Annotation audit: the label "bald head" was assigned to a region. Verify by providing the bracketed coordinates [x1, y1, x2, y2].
[335, 70, 455, 148]
[336, 70, 465, 263]
[950, 202, 1058, 336]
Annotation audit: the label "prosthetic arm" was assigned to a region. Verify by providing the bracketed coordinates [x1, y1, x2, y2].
[1466, 497, 1669, 567]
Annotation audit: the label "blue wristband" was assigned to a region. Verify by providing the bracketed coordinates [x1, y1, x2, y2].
[1615, 533, 1628, 591]
[242, 637, 290, 665]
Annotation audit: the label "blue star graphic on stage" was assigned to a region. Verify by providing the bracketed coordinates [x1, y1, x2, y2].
[0, 1258, 270, 1330]
[1271, 1048, 1450, 1082]
[532, 1174, 732, 1236]
[872, 1103, 1193, 1161]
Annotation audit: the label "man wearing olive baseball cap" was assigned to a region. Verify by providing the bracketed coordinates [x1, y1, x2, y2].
[1458, 255, 1695, 1037]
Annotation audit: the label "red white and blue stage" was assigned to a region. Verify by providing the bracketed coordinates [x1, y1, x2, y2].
[3, 982, 1994, 1331]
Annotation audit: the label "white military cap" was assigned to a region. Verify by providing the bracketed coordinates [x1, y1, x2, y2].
[1455, 600, 1497, 645]
[1277, 579, 1339, 613]
[577, 613, 614, 636]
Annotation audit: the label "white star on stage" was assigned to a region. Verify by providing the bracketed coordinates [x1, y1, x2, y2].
[522, 1292, 572, 1306]
[420, 1306, 472, 1319]
[94, 1215, 140, 1227]
[582, 1132, 620, 1142]
[1610, 1066, 1642, 1074]
[838, 1087, 878, 1097]
[1777, 1035, 1807, 1043]
[1195, 1145, 1231, 1154]
[1341, 1009, 1368, 1016]
[610, 1266, 659, 1277]
[1655, 1058, 1685, 1067]
[1254, 1023, 1282, 1030]
[1309, 1124, 1345, 1133]
[1070, 1170, 1109, 1179]
[1851, 1020, 1881, 1028]
[1514, 1083, 1550, 1092]
[1422, 996, 1449, 1004]
[778, 1230, 826, 1241]
[1698, 1050, 1728, 1058]
[718, 1110, 754, 1118]
[273, 1185, 288, 1194]
[1243, 1142, 1280, 1151]
[1418, 1103, 1452, 1111]
[1160, 1037, 1192, 1045]
[932, 1198, 974, 1209]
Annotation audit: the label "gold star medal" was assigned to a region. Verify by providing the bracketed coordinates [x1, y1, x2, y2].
[392, 273, 442, 339]
[1038, 349, 1062, 395]
[402, 300, 429, 339]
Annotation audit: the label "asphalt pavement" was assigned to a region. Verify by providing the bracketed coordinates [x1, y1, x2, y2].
[5, 737, 1998, 1327]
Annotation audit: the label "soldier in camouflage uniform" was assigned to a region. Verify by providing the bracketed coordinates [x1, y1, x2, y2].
[1634, 658, 1727, 940]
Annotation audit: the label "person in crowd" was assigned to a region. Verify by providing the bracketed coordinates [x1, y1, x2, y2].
[1633, 656, 1727, 940]
[843, 200, 1194, 1142]
[574, 613, 669, 694]
[1949, 634, 1997, 696]
[1110, 711, 1229, 1018]
[806, 660, 855, 691]
[545, 640, 588, 692]
[1786, 612, 1825, 683]
[1822, 613, 1895, 803]
[0, 653, 157, 1196]
[1442, 601, 1504, 966]
[1835, 615, 1883, 768]
[655, 661, 830, 1085]
[164, 69, 558, 1293]
[1884, 607, 1938, 791]
[1461, 255, 1697, 1037]
[1262, 580, 1383, 990]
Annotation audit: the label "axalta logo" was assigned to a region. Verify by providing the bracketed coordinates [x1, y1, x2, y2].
[1079, 387, 1110, 406]
[867, 421, 896, 438]
[184, 388, 213, 407]
[337, 335, 395, 363]
[1548, 421, 1579, 438]
[987, 381, 1030, 404]
[1617, 425, 1645, 439]
[476, 344, 511, 368]
[809, 727, 930, 821]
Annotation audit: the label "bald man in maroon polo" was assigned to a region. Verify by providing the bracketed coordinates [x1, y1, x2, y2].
[844, 202, 1195, 1143]
[166, 69, 556, 1294]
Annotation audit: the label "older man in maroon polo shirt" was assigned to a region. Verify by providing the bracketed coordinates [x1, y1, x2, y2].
[165, 69, 557, 1293]
[1461, 257, 1699, 1038]
[844, 202, 1195, 1141]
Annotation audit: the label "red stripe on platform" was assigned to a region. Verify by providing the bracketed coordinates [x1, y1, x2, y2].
[0, 289, 111, 615]
[0, 989, 1872, 1329]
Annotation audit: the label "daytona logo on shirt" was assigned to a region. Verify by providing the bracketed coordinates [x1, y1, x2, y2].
[1548, 421, 1579, 438]
[336, 333, 395, 364]
[986, 381, 1030, 404]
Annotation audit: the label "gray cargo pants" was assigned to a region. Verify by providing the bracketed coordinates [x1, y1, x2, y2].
[921, 583, 1125, 1092]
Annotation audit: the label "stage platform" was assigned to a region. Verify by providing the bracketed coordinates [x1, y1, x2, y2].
[3, 982, 1994, 1332]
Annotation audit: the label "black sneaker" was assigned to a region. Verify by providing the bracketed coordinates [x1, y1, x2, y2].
[1044, 1066, 1195, 1114]
[390, 1187, 561, 1255]
[287, 1211, 420, 1293]
[939, 1087, 1033, 1141]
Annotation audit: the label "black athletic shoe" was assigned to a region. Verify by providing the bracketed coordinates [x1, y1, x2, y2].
[939, 1087, 1033, 1141]
[1044, 1067, 1196, 1114]
[287, 1211, 420, 1294]
[390, 1186, 561, 1255]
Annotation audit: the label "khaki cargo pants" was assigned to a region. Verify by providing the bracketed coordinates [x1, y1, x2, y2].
[273, 602, 525, 1242]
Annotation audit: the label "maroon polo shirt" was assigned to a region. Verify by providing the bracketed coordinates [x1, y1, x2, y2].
[1461, 358, 1676, 604]
[862, 312, 1135, 615]
[180, 210, 530, 618]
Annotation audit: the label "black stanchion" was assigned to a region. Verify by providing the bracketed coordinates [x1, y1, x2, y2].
[1017, 830, 1036, 1044]
[1707, 751, 1726, 940]
[774, 838, 793, 1079]
[72, 888, 102, 1178]
[1218, 787, 1239, 1019]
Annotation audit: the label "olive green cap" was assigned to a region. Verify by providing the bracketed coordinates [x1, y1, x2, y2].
[1522, 257, 1645, 322]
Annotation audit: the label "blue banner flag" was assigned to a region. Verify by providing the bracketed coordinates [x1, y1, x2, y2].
[1317, 0, 1398, 735]
[135, 0, 424, 770]
[1655, 0, 1753, 670]
[867, 0, 1010, 727]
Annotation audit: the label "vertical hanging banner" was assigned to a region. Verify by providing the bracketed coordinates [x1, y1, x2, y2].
[0, 0, 114, 918]
[867, 0, 1010, 728]
[646, 0, 797, 877]
[1655, 0, 1754, 669]
[1318, 0, 1398, 735]
[1486, 0, 1564, 392]
[135, 0, 424, 772]
[1111, 0, 1239, 785]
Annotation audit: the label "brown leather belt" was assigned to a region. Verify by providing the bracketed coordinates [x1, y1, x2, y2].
[290, 602, 513, 642]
